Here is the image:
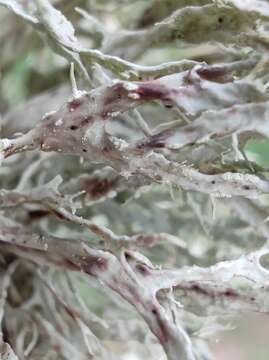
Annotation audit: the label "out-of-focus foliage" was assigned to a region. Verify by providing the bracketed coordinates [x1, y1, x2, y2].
[1, 1, 269, 359]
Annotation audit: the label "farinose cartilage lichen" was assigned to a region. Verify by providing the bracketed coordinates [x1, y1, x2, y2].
[1, 0, 269, 359]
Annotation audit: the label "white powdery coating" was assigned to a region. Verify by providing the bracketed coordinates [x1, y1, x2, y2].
[1, 2, 269, 359]
[1, 138, 12, 150]
[0, 139, 12, 166]
[55, 118, 63, 126]
[222, 172, 269, 192]
[123, 82, 139, 91]
[112, 137, 128, 151]
[128, 93, 140, 99]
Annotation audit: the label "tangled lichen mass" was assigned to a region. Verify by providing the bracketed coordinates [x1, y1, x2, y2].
[1, 0, 269, 359]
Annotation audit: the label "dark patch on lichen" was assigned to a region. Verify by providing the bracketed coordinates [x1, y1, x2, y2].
[27, 209, 50, 221]
[176, 283, 240, 301]
[52, 210, 70, 221]
[197, 66, 229, 82]
[69, 116, 93, 131]
[103, 83, 129, 108]
[80, 255, 108, 275]
[150, 306, 168, 343]
[190, 284, 210, 296]
[136, 130, 171, 150]
[68, 99, 82, 112]
[81, 176, 119, 199]
[136, 83, 167, 101]
[135, 264, 150, 276]
[224, 289, 238, 298]
[69, 125, 78, 130]
[79, 116, 92, 127]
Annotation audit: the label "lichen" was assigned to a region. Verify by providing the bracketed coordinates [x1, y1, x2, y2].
[1, 1, 269, 359]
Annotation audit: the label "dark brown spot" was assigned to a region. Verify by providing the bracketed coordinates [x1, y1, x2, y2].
[103, 83, 127, 108]
[95, 257, 108, 271]
[125, 252, 131, 260]
[79, 116, 92, 127]
[137, 131, 170, 149]
[68, 99, 82, 112]
[136, 264, 150, 276]
[184, 126, 195, 133]
[80, 255, 108, 275]
[70, 125, 78, 130]
[190, 284, 210, 296]
[150, 306, 168, 343]
[52, 210, 70, 221]
[197, 66, 228, 82]
[137, 83, 167, 101]
[165, 103, 173, 108]
[28, 210, 50, 221]
[81, 177, 119, 199]
[137, 139, 166, 149]
[88, 224, 100, 233]
[135, 234, 155, 246]
[224, 289, 238, 298]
